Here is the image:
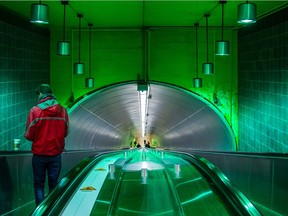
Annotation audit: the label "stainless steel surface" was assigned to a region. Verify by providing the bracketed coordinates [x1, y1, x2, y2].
[66, 82, 236, 151]
[0, 151, 108, 216]
[188, 151, 288, 216]
[31, 149, 262, 216]
[1, 151, 286, 215]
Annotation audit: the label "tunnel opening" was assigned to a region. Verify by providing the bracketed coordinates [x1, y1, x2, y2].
[66, 81, 236, 151]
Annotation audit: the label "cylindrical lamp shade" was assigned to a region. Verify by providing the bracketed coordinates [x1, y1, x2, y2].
[30, 4, 49, 24]
[193, 78, 202, 88]
[57, 41, 70, 56]
[85, 78, 94, 88]
[215, 40, 229, 56]
[238, 3, 256, 24]
[202, 63, 214, 75]
[74, 63, 84, 75]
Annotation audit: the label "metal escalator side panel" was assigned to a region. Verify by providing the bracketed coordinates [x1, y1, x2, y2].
[30, 151, 122, 216]
[165, 151, 263, 216]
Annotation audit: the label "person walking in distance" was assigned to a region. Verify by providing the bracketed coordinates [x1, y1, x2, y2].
[24, 84, 69, 206]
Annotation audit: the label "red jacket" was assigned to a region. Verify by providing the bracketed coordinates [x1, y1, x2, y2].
[24, 95, 69, 156]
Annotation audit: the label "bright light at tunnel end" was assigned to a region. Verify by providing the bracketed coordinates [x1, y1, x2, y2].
[137, 83, 149, 137]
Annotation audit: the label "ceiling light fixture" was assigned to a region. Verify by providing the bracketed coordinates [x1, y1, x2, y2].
[74, 13, 84, 75]
[137, 83, 149, 137]
[202, 13, 214, 75]
[30, 1, 49, 24]
[85, 23, 94, 88]
[215, 0, 229, 56]
[57, 0, 70, 56]
[238, 1, 257, 24]
[193, 23, 202, 88]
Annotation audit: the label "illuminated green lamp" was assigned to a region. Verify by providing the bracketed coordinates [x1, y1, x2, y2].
[215, 40, 229, 56]
[85, 23, 94, 88]
[30, 3, 49, 24]
[57, 41, 70, 56]
[202, 63, 214, 75]
[238, 2, 256, 24]
[74, 13, 84, 74]
[85, 78, 94, 88]
[193, 78, 202, 88]
[74, 63, 84, 75]
[215, 0, 229, 56]
[57, 0, 70, 56]
[202, 13, 214, 75]
[193, 23, 202, 88]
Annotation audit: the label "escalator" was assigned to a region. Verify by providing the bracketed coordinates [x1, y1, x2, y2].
[31, 149, 262, 216]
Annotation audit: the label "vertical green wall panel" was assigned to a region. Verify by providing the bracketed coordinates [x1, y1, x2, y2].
[238, 7, 288, 152]
[0, 15, 50, 151]
[50, 27, 238, 144]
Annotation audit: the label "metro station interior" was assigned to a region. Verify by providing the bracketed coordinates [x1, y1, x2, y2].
[0, 1, 287, 216]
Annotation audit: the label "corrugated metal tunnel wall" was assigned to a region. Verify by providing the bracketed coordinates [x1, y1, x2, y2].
[66, 81, 236, 151]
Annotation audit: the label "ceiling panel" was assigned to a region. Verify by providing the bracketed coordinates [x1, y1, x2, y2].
[0, 1, 287, 30]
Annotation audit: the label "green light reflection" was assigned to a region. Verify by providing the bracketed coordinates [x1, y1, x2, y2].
[181, 190, 213, 205]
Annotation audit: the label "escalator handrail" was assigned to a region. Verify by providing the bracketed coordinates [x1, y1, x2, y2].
[165, 150, 263, 216]
[30, 150, 121, 216]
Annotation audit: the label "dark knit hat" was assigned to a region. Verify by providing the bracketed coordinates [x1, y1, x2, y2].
[36, 84, 52, 96]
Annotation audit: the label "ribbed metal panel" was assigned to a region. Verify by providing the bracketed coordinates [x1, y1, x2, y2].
[66, 82, 236, 150]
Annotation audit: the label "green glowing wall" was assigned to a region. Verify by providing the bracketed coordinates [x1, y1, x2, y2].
[50, 27, 239, 145]
[238, 7, 288, 152]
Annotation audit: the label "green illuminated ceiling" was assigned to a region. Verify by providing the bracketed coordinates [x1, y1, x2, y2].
[0, 1, 287, 29]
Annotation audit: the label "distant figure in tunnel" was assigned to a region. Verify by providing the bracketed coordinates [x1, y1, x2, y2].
[24, 84, 69, 206]
[144, 140, 150, 148]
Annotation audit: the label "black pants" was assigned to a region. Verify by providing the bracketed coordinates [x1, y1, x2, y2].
[32, 154, 61, 206]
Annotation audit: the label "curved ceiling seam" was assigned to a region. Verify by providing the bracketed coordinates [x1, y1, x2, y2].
[159, 105, 209, 136]
[80, 105, 126, 135]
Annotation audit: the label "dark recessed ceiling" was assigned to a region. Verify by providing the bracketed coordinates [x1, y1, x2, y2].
[0, 1, 287, 29]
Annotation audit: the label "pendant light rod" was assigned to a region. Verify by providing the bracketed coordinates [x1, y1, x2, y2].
[88, 23, 93, 78]
[62, 0, 68, 42]
[77, 13, 83, 63]
[195, 22, 199, 78]
[204, 13, 210, 63]
[221, 2, 224, 40]
[219, 0, 226, 41]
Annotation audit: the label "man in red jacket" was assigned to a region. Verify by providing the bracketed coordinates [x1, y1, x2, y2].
[24, 84, 69, 206]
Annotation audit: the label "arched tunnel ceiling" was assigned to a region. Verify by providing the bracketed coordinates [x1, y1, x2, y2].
[66, 82, 236, 151]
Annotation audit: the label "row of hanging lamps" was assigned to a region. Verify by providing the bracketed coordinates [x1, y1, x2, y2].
[215, 0, 229, 56]
[85, 23, 94, 88]
[238, 0, 257, 24]
[202, 13, 214, 75]
[57, 0, 70, 56]
[74, 13, 84, 75]
[30, 0, 49, 24]
[193, 23, 202, 88]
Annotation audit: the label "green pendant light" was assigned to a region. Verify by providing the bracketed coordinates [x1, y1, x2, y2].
[85, 23, 94, 88]
[193, 23, 202, 88]
[215, 0, 229, 56]
[238, 1, 257, 24]
[74, 13, 84, 75]
[30, 1, 49, 24]
[57, 0, 70, 56]
[202, 13, 214, 75]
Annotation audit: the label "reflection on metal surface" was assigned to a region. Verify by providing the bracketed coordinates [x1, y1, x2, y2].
[66, 82, 236, 151]
[181, 190, 213, 205]
[30, 149, 262, 216]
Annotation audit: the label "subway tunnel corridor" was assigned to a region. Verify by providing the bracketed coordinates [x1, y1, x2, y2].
[66, 81, 236, 151]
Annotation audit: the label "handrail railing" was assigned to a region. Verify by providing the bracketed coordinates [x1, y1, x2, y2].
[165, 150, 263, 216]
